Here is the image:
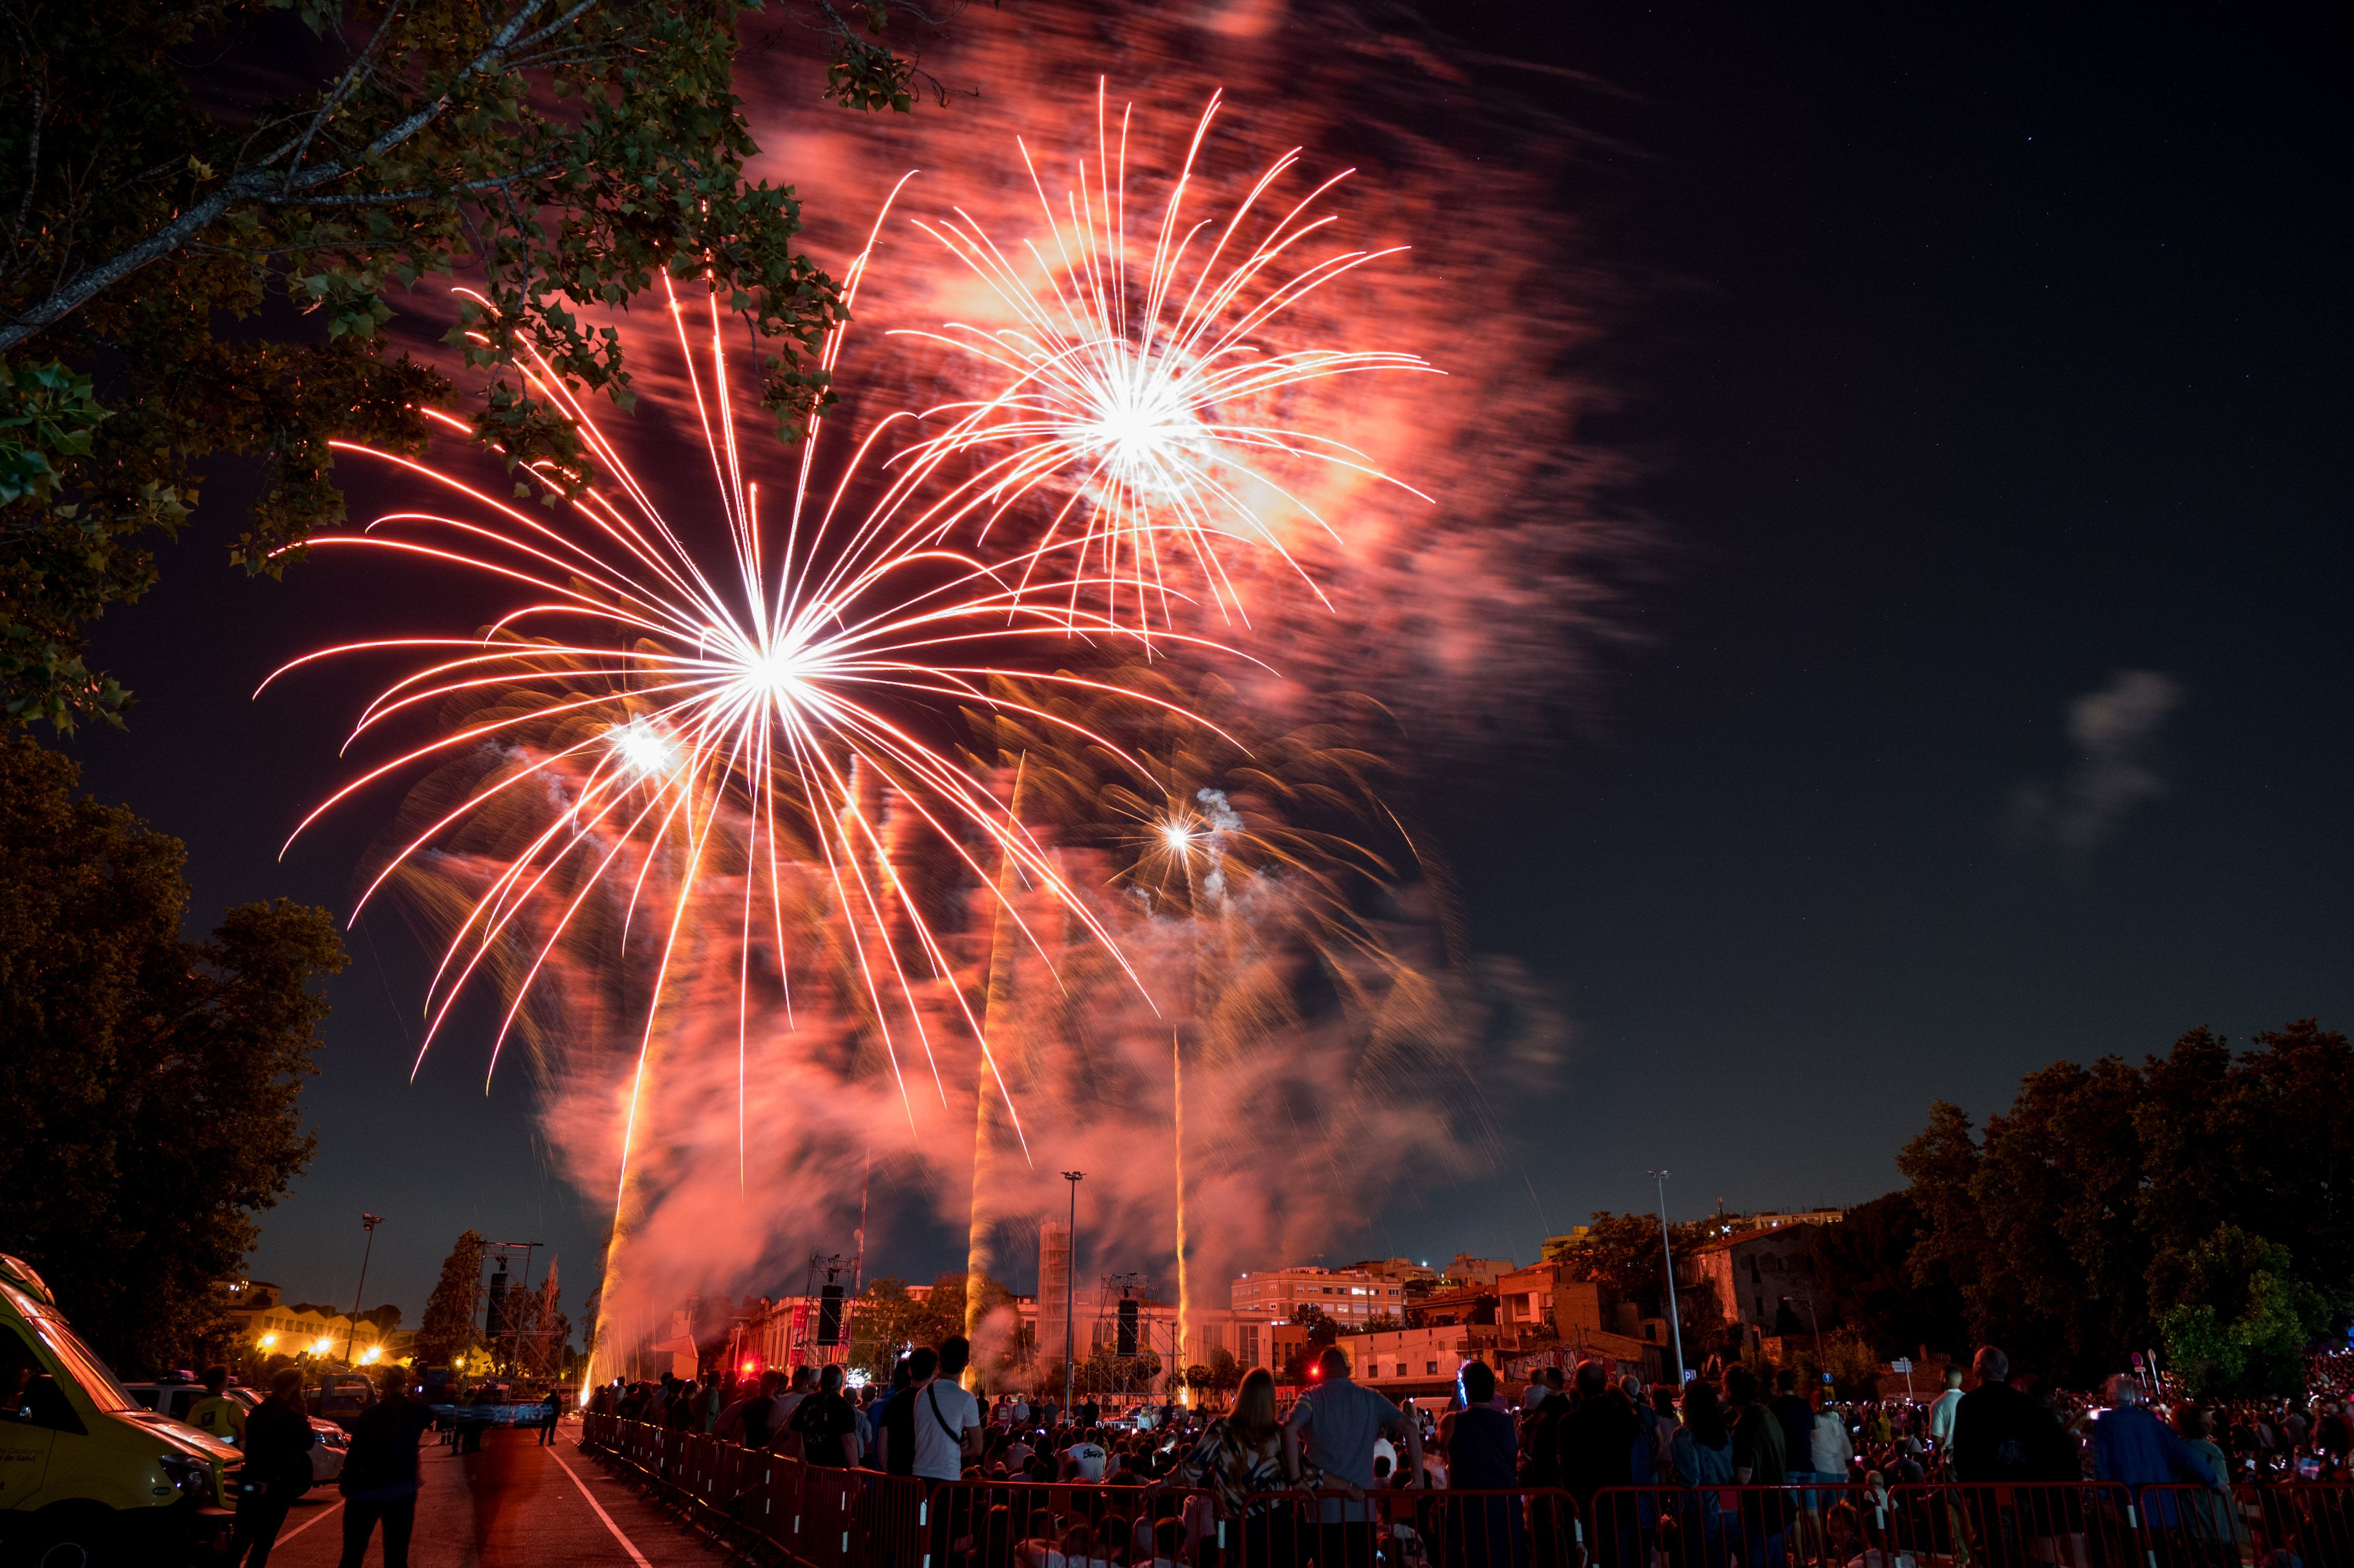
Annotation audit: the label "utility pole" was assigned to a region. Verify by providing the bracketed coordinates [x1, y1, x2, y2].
[1649, 1172, 1686, 1383]
[344, 1214, 384, 1364]
[1061, 1171, 1083, 1419]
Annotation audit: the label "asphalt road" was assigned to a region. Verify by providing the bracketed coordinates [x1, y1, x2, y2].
[260, 1421, 714, 1567]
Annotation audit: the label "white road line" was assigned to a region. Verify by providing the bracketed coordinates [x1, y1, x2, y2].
[546, 1447, 654, 1567]
[273, 1499, 344, 1545]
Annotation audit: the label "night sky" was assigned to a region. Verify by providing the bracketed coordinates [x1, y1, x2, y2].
[60, 3, 2349, 1318]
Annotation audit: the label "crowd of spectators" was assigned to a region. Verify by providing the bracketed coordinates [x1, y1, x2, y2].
[585, 1341, 2354, 1568]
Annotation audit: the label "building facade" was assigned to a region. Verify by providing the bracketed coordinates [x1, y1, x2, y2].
[1230, 1265, 1408, 1325]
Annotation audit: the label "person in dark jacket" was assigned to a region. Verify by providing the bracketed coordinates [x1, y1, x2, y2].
[1950, 1347, 2072, 1483]
[1556, 1360, 1640, 1568]
[337, 1367, 437, 1568]
[229, 1368, 316, 1568]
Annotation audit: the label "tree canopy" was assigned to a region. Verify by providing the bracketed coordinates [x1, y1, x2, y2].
[0, 733, 344, 1371]
[0, 0, 951, 729]
[415, 1228, 487, 1365]
[1891, 1021, 2353, 1390]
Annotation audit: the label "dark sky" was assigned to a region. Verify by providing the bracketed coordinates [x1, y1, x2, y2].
[62, 2, 2349, 1317]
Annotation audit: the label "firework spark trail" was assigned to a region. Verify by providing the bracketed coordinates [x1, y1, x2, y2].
[263, 189, 1256, 1216]
[865, 85, 1441, 641]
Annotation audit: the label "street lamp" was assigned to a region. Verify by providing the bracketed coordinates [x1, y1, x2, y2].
[1648, 1171, 1687, 1383]
[344, 1213, 384, 1364]
[1782, 1295, 1824, 1365]
[1061, 1171, 1083, 1419]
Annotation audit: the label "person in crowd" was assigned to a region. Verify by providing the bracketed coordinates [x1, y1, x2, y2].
[689, 1369, 724, 1433]
[1811, 1386, 1855, 1480]
[1669, 1380, 1736, 1568]
[1522, 1368, 1570, 1488]
[2091, 1376, 2217, 1488]
[912, 1337, 984, 1482]
[881, 1348, 941, 1474]
[1285, 1345, 1421, 1568]
[1625, 1376, 1663, 1480]
[869, 1358, 915, 1466]
[1928, 1365, 1966, 1456]
[186, 1365, 246, 1448]
[228, 1368, 316, 1568]
[1771, 1370, 1816, 1480]
[336, 1366, 436, 1568]
[1950, 1347, 2071, 1483]
[717, 1368, 779, 1446]
[1064, 1426, 1110, 1481]
[1438, 1360, 1524, 1568]
[788, 1364, 861, 1466]
[1559, 1359, 1640, 1508]
[1725, 1366, 1792, 1568]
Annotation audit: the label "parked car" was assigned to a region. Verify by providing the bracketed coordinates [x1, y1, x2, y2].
[119, 1381, 346, 1490]
[0, 1255, 239, 1564]
[308, 1372, 380, 1435]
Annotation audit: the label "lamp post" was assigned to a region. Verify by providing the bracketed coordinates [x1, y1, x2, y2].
[1061, 1171, 1083, 1419]
[1648, 1172, 1686, 1383]
[344, 1213, 384, 1364]
[1782, 1295, 1824, 1365]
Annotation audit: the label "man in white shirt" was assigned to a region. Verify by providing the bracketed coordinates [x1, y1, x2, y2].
[1062, 1433, 1109, 1481]
[1927, 1366, 1966, 1453]
[911, 1337, 983, 1482]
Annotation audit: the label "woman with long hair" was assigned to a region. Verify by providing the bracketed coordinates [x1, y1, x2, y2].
[1168, 1368, 1318, 1567]
[1665, 1380, 1735, 1568]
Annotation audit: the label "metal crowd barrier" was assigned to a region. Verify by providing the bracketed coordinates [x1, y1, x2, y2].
[579, 1418, 2354, 1568]
[1589, 1481, 1877, 1568]
[1228, 1485, 1582, 1568]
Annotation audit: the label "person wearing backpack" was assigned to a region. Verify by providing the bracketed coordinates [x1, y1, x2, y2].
[913, 1337, 982, 1481]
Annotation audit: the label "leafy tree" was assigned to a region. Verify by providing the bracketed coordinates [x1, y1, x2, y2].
[1817, 1191, 1968, 1360]
[1895, 1023, 2354, 1386]
[415, 1229, 486, 1365]
[1361, 1312, 1403, 1334]
[2154, 1227, 2329, 1398]
[0, 0, 961, 729]
[1546, 1210, 1725, 1351]
[0, 733, 343, 1373]
[850, 1271, 1015, 1380]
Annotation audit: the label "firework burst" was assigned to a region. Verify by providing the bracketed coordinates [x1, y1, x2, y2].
[264, 211, 1229, 1204]
[880, 85, 1441, 637]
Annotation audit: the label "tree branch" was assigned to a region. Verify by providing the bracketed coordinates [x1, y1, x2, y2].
[0, 0, 604, 355]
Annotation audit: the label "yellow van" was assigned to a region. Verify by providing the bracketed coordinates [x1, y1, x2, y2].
[1, 1253, 239, 1564]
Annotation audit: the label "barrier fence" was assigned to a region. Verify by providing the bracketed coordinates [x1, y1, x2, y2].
[576, 1418, 2354, 1568]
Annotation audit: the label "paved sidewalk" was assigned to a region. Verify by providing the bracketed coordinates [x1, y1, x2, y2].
[263, 1422, 716, 1567]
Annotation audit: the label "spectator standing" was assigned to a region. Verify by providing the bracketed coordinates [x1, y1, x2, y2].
[1172, 1365, 1318, 1563]
[537, 1387, 562, 1446]
[1771, 1370, 1816, 1479]
[1928, 1366, 1966, 1455]
[1949, 1348, 2070, 1483]
[881, 1349, 940, 1475]
[869, 1360, 914, 1466]
[1670, 1381, 1737, 1568]
[187, 1366, 246, 1449]
[1440, 1360, 1525, 1568]
[1810, 1390, 1855, 1480]
[1726, 1365, 1792, 1568]
[228, 1368, 315, 1568]
[788, 1365, 861, 1467]
[1285, 1347, 1421, 1568]
[336, 1367, 436, 1568]
[1558, 1360, 1640, 1508]
[912, 1337, 983, 1481]
[2093, 1375, 2221, 1531]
